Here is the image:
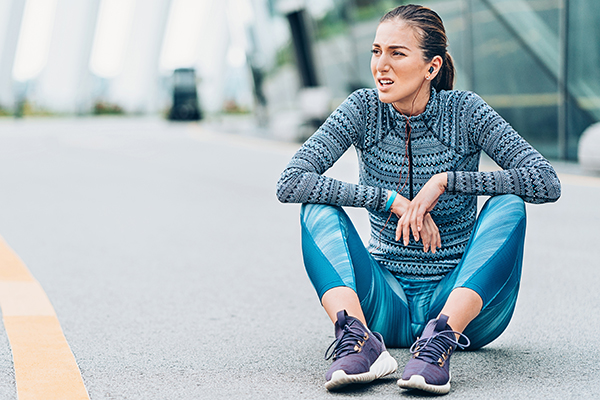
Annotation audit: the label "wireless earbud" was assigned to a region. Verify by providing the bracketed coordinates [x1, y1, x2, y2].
[429, 66, 434, 73]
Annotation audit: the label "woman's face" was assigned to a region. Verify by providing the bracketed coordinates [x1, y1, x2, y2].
[371, 20, 431, 112]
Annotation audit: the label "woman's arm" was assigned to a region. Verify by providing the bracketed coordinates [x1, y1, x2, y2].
[276, 91, 389, 212]
[447, 92, 561, 204]
[396, 173, 446, 249]
[397, 92, 561, 246]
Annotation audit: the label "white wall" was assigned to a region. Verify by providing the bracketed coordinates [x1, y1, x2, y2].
[0, 0, 279, 115]
[107, 0, 171, 114]
[0, 0, 26, 110]
[34, 0, 101, 113]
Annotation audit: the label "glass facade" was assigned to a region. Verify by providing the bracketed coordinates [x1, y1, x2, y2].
[271, 0, 600, 160]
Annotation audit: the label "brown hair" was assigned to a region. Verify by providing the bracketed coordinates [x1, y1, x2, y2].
[380, 4, 455, 91]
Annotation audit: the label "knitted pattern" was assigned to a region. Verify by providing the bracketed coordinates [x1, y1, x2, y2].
[276, 88, 561, 278]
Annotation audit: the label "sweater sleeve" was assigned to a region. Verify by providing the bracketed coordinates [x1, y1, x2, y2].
[446, 93, 561, 204]
[276, 91, 388, 212]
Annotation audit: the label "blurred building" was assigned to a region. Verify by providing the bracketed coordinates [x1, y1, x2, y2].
[0, 0, 598, 160]
[264, 0, 600, 160]
[0, 0, 26, 112]
[0, 0, 257, 116]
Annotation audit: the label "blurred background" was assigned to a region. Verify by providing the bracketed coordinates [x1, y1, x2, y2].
[0, 0, 599, 161]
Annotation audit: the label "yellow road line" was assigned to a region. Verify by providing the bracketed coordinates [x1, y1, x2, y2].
[0, 240, 33, 281]
[0, 237, 89, 400]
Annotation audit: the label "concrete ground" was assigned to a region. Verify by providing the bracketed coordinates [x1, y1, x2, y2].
[0, 117, 598, 399]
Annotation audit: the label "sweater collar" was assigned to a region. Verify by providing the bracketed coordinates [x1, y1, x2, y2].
[387, 87, 438, 125]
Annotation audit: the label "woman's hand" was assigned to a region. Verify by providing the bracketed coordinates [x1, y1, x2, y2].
[395, 212, 441, 253]
[418, 213, 441, 253]
[390, 191, 441, 253]
[398, 173, 448, 249]
[388, 192, 410, 218]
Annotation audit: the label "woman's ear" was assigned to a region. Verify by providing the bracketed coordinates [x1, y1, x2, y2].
[426, 55, 444, 80]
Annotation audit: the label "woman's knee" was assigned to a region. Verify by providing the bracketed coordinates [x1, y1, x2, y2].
[475, 195, 527, 242]
[300, 203, 347, 231]
[481, 194, 526, 223]
[453, 195, 527, 307]
[463, 283, 519, 349]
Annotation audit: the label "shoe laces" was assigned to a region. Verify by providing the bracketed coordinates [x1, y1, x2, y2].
[409, 329, 470, 366]
[324, 320, 370, 361]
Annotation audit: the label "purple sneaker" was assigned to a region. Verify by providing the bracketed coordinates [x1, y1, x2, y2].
[397, 314, 469, 395]
[324, 310, 398, 391]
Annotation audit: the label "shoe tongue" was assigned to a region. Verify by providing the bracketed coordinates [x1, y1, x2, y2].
[334, 310, 348, 336]
[420, 314, 450, 339]
[435, 314, 449, 332]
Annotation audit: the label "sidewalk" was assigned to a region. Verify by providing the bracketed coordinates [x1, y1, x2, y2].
[0, 117, 597, 399]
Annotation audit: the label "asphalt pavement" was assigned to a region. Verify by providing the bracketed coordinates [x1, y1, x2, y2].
[0, 117, 598, 399]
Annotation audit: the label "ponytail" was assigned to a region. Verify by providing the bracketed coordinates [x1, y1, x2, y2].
[433, 52, 455, 91]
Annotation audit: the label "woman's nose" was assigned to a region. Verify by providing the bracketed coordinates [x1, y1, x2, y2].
[376, 54, 390, 72]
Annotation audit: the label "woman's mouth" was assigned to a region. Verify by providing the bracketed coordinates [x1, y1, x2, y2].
[379, 79, 394, 86]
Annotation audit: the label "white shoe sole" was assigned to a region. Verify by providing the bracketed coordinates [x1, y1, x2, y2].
[397, 374, 451, 395]
[325, 351, 398, 391]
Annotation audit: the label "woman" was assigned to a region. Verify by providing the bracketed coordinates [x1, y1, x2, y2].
[276, 4, 560, 395]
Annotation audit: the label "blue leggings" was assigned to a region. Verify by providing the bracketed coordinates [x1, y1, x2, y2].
[300, 195, 526, 349]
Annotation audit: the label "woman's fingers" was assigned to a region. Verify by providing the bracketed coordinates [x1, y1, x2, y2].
[421, 217, 430, 252]
[401, 174, 447, 247]
[395, 217, 403, 241]
[416, 212, 424, 233]
[400, 203, 426, 245]
[402, 215, 411, 246]
[414, 205, 426, 240]
[421, 214, 440, 253]
[397, 210, 441, 253]
[393, 207, 443, 253]
[411, 218, 420, 243]
[422, 226, 430, 252]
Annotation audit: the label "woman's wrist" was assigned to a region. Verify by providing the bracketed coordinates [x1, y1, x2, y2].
[436, 173, 448, 190]
[385, 190, 398, 211]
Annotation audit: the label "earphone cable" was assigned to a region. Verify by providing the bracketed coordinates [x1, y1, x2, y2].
[375, 77, 427, 250]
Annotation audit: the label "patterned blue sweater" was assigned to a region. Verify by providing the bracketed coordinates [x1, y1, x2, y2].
[276, 88, 561, 278]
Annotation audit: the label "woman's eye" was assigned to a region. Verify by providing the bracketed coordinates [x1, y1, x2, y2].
[371, 49, 379, 55]
[393, 51, 405, 57]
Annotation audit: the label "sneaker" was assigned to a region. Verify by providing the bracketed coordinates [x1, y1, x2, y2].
[324, 310, 398, 391]
[397, 314, 469, 395]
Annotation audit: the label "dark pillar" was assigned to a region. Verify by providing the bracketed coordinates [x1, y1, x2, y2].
[285, 9, 318, 88]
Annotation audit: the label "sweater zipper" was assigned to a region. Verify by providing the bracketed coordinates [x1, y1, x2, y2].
[408, 137, 414, 200]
